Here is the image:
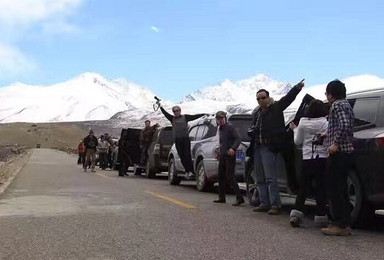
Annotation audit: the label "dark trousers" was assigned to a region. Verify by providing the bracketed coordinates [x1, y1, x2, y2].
[294, 158, 327, 216]
[107, 150, 113, 168]
[140, 146, 149, 166]
[99, 152, 108, 169]
[77, 152, 85, 165]
[327, 152, 354, 228]
[175, 137, 194, 173]
[218, 155, 242, 200]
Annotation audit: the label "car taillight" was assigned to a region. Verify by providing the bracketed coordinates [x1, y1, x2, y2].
[154, 144, 160, 154]
[375, 134, 384, 147]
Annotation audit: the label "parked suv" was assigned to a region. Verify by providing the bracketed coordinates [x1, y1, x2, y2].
[167, 114, 252, 191]
[116, 128, 141, 175]
[246, 90, 384, 226]
[145, 126, 174, 178]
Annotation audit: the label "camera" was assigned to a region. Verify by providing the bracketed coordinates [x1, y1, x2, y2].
[312, 133, 325, 146]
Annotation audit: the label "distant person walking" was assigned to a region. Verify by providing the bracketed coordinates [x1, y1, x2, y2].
[249, 80, 304, 215]
[77, 140, 85, 165]
[139, 120, 159, 167]
[213, 111, 245, 206]
[289, 100, 329, 227]
[83, 130, 98, 172]
[321, 80, 355, 236]
[160, 105, 206, 177]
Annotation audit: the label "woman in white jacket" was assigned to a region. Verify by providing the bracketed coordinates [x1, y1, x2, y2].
[289, 99, 329, 227]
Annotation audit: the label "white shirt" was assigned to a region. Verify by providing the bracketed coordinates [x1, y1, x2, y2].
[294, 117, 328, 160]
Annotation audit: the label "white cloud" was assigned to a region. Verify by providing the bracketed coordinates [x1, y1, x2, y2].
[151, 26, 160, 33]
[0, 0, 83, 28]
[0, 43, 36, 78]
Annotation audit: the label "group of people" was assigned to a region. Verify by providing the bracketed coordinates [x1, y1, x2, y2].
[247, 79, 354, 237]
[77, 131, 117, 172]
[78, 78, 355, 237]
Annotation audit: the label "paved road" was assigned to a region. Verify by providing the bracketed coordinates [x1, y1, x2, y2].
[0, 149, 383, 259]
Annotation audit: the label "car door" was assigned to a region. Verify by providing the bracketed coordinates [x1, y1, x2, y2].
[280, 94, 315, 192]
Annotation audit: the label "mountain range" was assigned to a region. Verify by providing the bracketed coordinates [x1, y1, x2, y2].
[1, 73, 384, 125]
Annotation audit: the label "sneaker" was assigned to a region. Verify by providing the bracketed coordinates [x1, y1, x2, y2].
[289, 209, 304, 227]
[213, 199, 226, 203]
[321, 225, 352, 236]
[267, 206, 280, 215]
[91, 169, 96, 173]
[253, 204, 271, 212]
[232, 197, 245, 206]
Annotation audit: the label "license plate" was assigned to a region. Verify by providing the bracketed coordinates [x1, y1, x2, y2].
[236, 151, 245, 160]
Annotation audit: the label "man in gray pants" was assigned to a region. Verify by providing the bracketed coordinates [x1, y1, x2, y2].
[249, 80, 304, 215]
[160, 105, 206, 177]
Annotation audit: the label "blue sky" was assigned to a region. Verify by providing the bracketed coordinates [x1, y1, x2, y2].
[0, 0, 383, 101]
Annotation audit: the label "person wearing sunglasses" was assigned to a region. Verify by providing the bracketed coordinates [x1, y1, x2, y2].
[160, 105, 207, 178]
[249, 79, 304, 215]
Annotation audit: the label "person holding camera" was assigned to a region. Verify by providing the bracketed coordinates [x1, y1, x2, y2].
[289, 99, 329, 227]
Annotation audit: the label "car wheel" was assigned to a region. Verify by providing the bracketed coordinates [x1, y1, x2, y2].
[246, 163, 259, 206]
[168, 158, 181, 185]
[347, 171, 375, 227]
[196, 160, 212, 192]
[145, 160, 156, 179]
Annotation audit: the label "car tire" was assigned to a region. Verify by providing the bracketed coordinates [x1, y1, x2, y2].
[146, 160, 156, 179]
[196, 160, 212, 192]
[168, 158, 181, 185]
[348, 171, 375, 227]
[245, 162, 260, 206]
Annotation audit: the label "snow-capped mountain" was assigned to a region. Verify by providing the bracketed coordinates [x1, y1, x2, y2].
[0, 73, 156, 123]
[1, 73, 384, 124]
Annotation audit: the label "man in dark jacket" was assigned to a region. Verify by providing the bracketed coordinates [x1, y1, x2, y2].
[160, 105, 206, 177]
[139, 120, 159, 166]
[250, 80, 304, 215]
[83, 130, 98, 172]
[213, 111, 245, 206]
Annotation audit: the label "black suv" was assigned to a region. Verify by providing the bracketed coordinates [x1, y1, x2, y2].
[145, 126, 174, 178]
[246, 90, 384, 226]
[117, 128, 141, 176]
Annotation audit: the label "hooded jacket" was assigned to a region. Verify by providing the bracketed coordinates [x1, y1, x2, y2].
[293, 117, 328, 160]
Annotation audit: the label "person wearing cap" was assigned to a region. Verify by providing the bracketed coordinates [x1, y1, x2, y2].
[249, 80, 304, 215]
[321, 79, 354, 236]
[83, 130, 98, 172]
[139, 120, 160, 167]
[160, 105, 207, 178]
[213, 111, 245, 206]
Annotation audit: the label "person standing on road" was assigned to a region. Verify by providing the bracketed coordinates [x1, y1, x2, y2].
[160, 105, 207, 177]
[118, 130, 130, 177]
[249, 80, 304, 215]
[213, 111, 245, 206]
[321, 80, 354, 236]
[139, 120, 159, 167]
[77, 140, 85, 165]
[289, 100, 329, 227]
[83, 130, 98, 173]
[97, 135, 109, 170]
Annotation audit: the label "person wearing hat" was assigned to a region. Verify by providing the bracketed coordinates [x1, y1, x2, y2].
[83, 130, 98, 172]
[213, 111, 245, 206]
[160, 105, 207, 178]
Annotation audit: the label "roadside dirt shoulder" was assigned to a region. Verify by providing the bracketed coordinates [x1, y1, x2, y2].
[0, 149, 32, 194]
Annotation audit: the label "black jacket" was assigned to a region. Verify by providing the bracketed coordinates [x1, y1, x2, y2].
[219, 122, 241, 157]
[83, 135, 98, 151]
[249, 85, 302, 152]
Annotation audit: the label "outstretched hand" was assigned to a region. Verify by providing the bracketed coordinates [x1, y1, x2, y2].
[296, 79, 305, 90]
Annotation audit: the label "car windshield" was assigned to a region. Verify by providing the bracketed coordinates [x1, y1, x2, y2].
[229, 117, 253, 142]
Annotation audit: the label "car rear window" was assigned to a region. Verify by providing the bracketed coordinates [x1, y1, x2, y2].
[159, 128, 173, 144]
[229, 117, 253, 142]
[348, 98, 380, 127]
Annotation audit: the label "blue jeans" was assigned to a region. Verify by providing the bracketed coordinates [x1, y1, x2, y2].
[253, 145, 285, 207]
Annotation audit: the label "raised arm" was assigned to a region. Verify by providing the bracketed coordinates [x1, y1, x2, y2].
[160, 106, 174, 123]
[185, 113, 206, 122]
[276, 81, 304, 111]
